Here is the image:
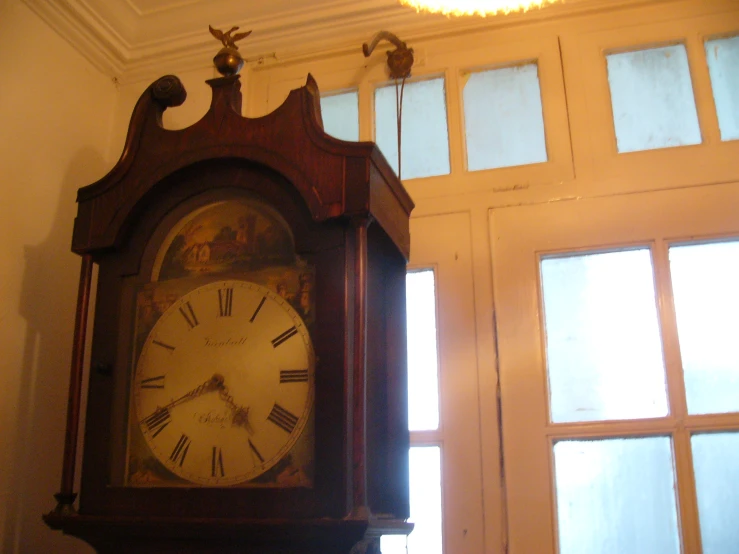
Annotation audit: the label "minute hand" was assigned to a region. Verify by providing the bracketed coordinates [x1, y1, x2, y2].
[141, 374, 225, 423]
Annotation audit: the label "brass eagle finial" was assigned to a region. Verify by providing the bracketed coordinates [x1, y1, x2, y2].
[209, 25, 253, 76]
[209, 25, 252, 50]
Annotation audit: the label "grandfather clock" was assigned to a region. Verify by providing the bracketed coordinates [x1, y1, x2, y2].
[43, 39, 414, 553]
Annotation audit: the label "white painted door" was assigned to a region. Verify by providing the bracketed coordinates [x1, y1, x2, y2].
[492, 182, 739, 554]
[383, 212, 485, 554]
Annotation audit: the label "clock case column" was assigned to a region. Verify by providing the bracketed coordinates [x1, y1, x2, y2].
[43, 73, 413, 551]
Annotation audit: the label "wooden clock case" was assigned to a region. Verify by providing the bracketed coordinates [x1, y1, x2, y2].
[43, 73, 414, 553]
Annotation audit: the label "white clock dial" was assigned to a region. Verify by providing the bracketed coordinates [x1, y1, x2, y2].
[133, 280, 314, 485]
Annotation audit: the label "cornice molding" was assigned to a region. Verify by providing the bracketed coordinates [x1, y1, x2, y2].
[23, 0, 129, 76]
[23, 0, 689, 84]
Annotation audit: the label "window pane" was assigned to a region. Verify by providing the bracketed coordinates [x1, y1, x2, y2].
[541, 249, 668, 422]
[375, 78, 451, 180]
[692, 432, 739, 554]
[554, 437, 680, 554]
[381, 446, 443, 554]
[320, 91, 359, 141]
[706, 35, 739, 141]
[406, 270, 440, 431]
[669, 241, 739, 414]
[463, 63, 547, 171]
[606, 44, 701, 152]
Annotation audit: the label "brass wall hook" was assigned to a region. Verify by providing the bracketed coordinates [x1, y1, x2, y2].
[362, 31, 414, 180]
[362, 31, 414, 80]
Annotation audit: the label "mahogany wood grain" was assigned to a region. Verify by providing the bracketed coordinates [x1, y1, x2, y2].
[45, 72, 413, 552]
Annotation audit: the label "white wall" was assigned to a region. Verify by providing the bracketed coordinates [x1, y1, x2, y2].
[0, 2, 117, 552]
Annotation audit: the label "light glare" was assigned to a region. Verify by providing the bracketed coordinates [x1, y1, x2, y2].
[399, 0, 559, 17]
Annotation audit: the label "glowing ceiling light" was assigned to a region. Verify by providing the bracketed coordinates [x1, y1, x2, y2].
[399, 0, 560, 17]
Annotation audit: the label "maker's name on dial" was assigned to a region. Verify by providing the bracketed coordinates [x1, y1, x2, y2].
[203, 337, 248, 347]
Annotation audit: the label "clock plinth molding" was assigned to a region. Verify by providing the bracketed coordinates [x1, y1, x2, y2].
[43, 514, 411, 553]
[44, 73, 413, 552]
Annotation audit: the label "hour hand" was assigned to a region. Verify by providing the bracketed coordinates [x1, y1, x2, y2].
[217, 382, 254, 434]
[232, 406, 252, 430]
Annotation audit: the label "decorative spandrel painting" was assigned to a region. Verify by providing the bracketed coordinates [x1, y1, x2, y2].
[154, 200, 298, 281]
[126, 198, 316, 489]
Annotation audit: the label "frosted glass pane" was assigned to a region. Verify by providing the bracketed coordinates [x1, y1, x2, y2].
[669, 241, 739, 414]
[692, 433, 739, 554]
[554, 437, 680, 554]
[706, 35, 739, 141]
[606, 45, 701, 153]
[463, 64, 547, 171]
[375, 78, 451, 180]
[320, 91, 359, 141]
[541, 250, 668, 422]
[406, 270, 440, 431]
[382, 446, 443, 554]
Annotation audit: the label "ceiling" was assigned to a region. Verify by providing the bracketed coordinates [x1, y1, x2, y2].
[23, 0, 648, 84]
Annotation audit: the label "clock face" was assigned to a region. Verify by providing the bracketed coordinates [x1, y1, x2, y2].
[133, 279, 314, 486]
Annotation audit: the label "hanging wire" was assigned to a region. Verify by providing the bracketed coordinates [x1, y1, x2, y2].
[363, 31, 415, 180]
[394, 76, 408, 179]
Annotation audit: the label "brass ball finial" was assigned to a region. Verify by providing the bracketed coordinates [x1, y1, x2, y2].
[209, 25, 252, 76]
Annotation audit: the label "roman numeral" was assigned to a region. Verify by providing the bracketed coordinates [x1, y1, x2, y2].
[170, 434, 191, 467]
[140, 375, 165, 389]
[280, 369, 309, 383]
[248, 439, 264, 464]
[211, 446, 225, 477]
[142, 408, 171, 438]
[267, 403, 299, 434]
[152, 340, 175, 352]
[249, 297, 266, 323]
[179, 301, 199, 329]
[271, 326, 298, 348]
[218, 288, 233, 317]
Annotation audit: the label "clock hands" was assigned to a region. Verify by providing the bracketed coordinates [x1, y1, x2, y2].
[217, 381, 254, 435]
[141, 373, 254, 434]
[141, 374, 225, 425]
[170, 374, 225, 410]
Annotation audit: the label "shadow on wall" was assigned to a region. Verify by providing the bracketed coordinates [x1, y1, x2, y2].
[4, 149, 106, 554]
